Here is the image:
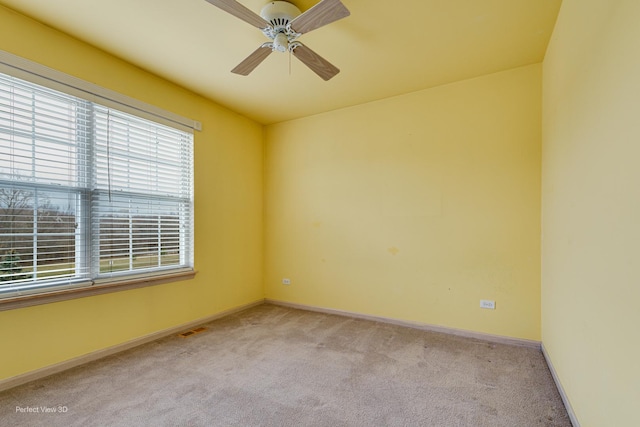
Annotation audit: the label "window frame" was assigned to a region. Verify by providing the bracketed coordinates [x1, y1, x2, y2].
[0, 51, 198, 311]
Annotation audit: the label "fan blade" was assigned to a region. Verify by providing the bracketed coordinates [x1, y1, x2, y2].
[231, 45, 273, 75]
[292, 43, 340, 81]
[204, 0, 270, 29]
[289, 0, 350, 34]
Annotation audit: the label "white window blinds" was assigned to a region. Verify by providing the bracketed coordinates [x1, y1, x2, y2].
[92, 106, 193, 278]
[0, 74, 92, 294]
[0, 71, 194, 299]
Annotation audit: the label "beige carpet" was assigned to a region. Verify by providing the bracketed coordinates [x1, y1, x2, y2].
[0, 304, 570, 426]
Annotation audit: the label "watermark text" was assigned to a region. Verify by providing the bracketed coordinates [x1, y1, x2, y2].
[15, 406, 68, 414]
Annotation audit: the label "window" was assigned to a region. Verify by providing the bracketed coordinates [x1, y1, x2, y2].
[0, 71, 194, 302]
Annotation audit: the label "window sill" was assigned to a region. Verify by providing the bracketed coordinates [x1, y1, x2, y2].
[0, 270, 197, 312]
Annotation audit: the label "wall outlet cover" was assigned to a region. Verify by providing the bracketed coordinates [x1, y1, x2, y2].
[480, 299, 496, 309]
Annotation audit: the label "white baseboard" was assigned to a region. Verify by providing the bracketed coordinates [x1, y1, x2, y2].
[0, 299, 264, 392]
[265, 299, 541, 349]
[541, 343, 581, 427]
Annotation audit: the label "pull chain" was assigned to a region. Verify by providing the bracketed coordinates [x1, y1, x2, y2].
[106, 110, 112, 203]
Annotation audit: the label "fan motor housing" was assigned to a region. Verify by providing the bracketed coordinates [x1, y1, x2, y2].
[260, 1, 303, 52]
[260, 1, 301, 28]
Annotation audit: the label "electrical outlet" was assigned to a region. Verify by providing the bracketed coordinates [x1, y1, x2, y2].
[480, 299, 496, 309]
[282, 278, 291, 285]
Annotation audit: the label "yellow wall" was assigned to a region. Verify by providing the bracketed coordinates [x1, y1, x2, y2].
[265, 64, 542, 340]
[542, 0, 640, 425]
[0, 6, 264, 380]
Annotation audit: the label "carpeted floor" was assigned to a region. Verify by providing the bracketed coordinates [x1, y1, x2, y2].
[0, 304, 571, 426]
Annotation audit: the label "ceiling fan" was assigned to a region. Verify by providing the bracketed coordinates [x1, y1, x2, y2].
[204, 0, 350, 80]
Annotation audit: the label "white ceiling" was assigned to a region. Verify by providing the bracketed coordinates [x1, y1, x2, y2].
[0, 0, 562, 124]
